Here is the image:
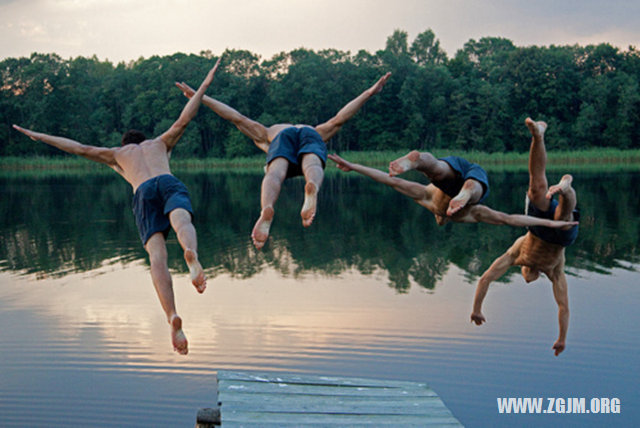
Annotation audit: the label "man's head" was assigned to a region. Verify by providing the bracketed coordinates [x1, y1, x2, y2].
[521, 266, 540, 283]
[121, 129, 147, 146]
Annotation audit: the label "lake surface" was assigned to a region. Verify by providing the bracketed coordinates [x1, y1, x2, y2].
[0, 169, 638, 427]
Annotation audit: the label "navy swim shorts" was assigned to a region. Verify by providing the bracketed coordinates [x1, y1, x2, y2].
[432, 156, 490, 203]
[132, 174, 193, 246]
[266, 126, 328, 178]
[526, 197, 579, 247]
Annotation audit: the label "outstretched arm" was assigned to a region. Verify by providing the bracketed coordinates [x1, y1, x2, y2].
[550, 268, 569, 356]
[161, 58, 221, 150]
[175, 81, 269, 153]
[460, 205, 579, 228]
[328, 153, 433, 203]
[12, 125, 117, 166]
[315, 72, 391, 141]
[470, 237, 522, 325]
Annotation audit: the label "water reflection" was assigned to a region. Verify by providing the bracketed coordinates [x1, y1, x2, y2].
[1, 170, 638, 288]
[1, 169, 639, 427]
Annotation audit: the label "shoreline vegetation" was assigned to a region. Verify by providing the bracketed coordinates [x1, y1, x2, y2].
[1, 148, 640, 176]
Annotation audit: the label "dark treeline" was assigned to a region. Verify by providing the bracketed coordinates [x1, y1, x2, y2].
[1, 29, 640, 158]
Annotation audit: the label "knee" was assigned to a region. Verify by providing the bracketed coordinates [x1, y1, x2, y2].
[149, 253, 168, 271]
[528, 184, 547, 201]
[463, 179, 482, 194]
[265, 168, 287, 184]
[169, 209, 192, 230]
[146, 247, 168, 268]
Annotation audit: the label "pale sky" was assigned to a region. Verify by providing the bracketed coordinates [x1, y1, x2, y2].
[1, 0, 639, 63]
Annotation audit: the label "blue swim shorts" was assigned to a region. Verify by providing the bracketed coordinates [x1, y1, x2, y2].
[266, 126, 328, 178]
[432, 156, 490, 203]
[132, 174, 193, 246]
[526, 197, 579, 247]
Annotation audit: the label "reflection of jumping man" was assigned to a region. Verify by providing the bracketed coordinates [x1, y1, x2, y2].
[328, 153, 578, 229]
[176, 72, 390, 249]
[470, 118, 579, 356]
[13, 59, 221, 355]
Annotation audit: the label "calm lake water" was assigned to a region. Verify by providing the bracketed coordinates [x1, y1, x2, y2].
[0, 169, 638, 427]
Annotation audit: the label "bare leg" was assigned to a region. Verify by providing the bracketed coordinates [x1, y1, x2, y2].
[447, 178, 484, 215]
[548, 174, 577, 222]
[252, 157, 288, 249]
[300, 154, 324, 227]
[525, 117, 551, 211]
[169, 208, 206, 293]
[389, 150, 454, 181]
[145, 233, 188, 355]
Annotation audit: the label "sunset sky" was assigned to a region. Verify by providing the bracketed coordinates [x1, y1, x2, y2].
[1, 0, 639, 63]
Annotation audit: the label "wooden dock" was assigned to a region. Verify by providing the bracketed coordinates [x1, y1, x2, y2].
[196, 370, 463, 427]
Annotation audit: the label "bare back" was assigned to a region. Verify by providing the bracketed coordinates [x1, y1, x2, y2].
[266, 124, 318, 142]
[113, 138, 172, 192]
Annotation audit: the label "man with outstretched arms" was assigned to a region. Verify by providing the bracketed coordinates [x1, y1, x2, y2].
[13, 58, 221, 355]
[176, 72, 391, 249]
[470, 118, 579, 356]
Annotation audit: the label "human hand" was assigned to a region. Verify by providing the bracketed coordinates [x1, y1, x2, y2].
[552, 340, 565, 356]
[369, 72, 391, 96]
[12, 124, 40, 141]
[328, 153, 353, 172]
[174, 81, 196, 99]
[470, 312, 486, 325]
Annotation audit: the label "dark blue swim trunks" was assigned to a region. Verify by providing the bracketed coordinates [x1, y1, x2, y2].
[266, 126, 328, 178]
[132, 174, 193, 246]
[526, 197, 579, 247]
[432, 156, 490, 203]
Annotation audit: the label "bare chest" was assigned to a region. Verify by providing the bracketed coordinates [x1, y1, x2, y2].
[515, 233, 564, 273]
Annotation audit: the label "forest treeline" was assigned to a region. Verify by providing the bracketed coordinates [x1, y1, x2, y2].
[1, 29, 639, 158]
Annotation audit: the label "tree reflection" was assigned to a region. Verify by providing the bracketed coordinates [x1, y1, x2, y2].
[0, 170, 638, 291]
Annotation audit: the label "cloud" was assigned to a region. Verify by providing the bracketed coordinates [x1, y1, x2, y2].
[0, 0, 638, 62]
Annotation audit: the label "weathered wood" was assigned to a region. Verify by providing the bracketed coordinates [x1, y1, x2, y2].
[219, 391, 451, 414]
[221, 412, 461, 425]
[217, 379, 437, 398]
[207, 370, 462, 427]
[218, 371, 427, 388]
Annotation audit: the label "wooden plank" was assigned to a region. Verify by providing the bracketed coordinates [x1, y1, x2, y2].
[215, 370, 462, 427]
[219, 393, 454, 415]
[217, 380, 436, 398]
[218, 383, 433, 396]
[217, 370, 426, 388]
[221, 411, 461, 425]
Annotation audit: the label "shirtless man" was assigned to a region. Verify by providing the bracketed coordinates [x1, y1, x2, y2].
[175, 72, 391, 249]
[470, 118, 579, 356]
[389, 151, 490, 217]
[328, 153, 578, 229]
[13, 59, 221, 355]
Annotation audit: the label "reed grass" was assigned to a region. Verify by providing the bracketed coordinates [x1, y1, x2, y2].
[2, 148, 640, 176]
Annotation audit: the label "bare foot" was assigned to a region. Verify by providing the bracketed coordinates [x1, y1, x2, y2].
[184, 249, 206, 293]
[301, 182, 318, 227]
[525, 117, 547, 142]
[447, 189, 472, 216]
[170, 314, 188, 355]
[389, 150, 420, 176]
[546, 174, 573, 199]
[251, 206, 274, 250]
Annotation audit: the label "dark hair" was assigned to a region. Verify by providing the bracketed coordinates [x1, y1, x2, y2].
[121, 129, 147, 146]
